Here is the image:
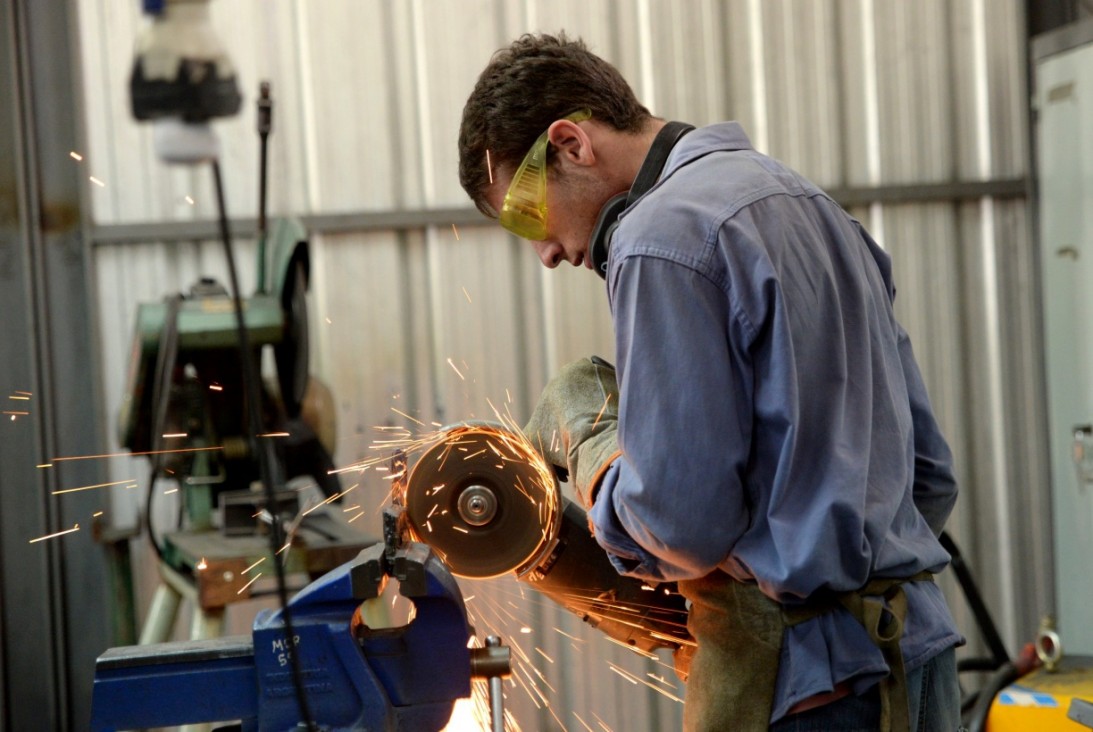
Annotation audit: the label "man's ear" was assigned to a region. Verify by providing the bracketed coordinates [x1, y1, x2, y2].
[547, 118, 595, 167]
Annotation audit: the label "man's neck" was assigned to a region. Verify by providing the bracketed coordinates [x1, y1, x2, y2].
[610, 118, 668, 194]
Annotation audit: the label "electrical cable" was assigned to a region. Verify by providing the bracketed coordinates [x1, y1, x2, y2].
[211, 159, 317, 730]
[144, 464, 165, 563]
[256, 81, 271, 294]
[144, 293, 184, 565]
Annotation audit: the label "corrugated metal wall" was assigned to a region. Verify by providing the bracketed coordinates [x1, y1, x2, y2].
[75, 1, 1049, 729]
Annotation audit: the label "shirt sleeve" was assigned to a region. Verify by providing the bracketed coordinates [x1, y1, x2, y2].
[897, 324, 958, 536]
[589, 252, 753, 581]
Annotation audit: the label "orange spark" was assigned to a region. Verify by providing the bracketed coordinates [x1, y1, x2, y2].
[648, 672, 679, 690]
[608, 663, 685, 703]
[51, 446, 223, 462]
[327, 462, 373, 476]
[553, 627, 585, 642]
[52, 478, 135, 495]
[591, 393, 613, 429]
[29, 523, 79, 543]
[237, 573, 261, 595]
[446, 358, 465, 380]
[302, 485, 356, 516]
[391, 407, 426, 427]
[573, 713, 596, 732]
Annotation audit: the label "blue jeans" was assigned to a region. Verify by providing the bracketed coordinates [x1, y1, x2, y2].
[769, 646, 963, 732]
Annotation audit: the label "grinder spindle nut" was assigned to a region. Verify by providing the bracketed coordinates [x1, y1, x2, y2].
[457, 485, 498, 526]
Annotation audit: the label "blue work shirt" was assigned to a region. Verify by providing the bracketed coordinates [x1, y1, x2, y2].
[589, 122, 963, 722]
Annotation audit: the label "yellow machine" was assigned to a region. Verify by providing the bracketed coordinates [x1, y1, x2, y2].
[987, 657, 1093, 731]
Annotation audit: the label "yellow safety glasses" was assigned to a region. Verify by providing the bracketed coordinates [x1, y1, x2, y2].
[499, 109, 592, 240]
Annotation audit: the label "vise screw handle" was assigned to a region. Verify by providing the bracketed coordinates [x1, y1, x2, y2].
[470, 635, 511, 732]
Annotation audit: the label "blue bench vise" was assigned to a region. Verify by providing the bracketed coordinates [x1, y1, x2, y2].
[89, 539, 510, 731]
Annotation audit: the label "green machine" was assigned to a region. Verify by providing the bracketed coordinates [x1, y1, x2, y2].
[117, 218, 337, 531]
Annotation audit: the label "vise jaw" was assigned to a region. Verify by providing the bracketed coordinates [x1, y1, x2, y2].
[90, 541, 477, 731]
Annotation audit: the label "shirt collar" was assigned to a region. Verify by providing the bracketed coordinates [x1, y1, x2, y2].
[664, 122, 754, 174]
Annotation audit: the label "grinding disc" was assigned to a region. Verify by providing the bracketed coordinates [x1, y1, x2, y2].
[403, 423, 559, 578]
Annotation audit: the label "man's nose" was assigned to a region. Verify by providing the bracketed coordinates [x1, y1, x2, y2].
[534, 241, 563, 268]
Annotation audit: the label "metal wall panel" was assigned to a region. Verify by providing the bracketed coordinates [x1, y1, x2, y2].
[296, 1, 403, 212]
[0, 1, 119, 727]
[73, 0, 1045, 729]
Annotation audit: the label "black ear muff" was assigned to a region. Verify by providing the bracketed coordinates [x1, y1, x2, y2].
[587, 121, 695, 280]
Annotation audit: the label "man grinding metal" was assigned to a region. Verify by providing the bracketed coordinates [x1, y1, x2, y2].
[457, 32, 963, 732]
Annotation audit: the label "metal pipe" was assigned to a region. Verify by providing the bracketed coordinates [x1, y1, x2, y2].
[86, 178, 1029, 247]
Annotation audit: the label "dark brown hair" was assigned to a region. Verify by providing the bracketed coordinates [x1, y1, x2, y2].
[458, 32, 652, 216]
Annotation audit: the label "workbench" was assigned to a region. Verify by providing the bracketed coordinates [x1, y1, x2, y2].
[140, 509, 375, 644]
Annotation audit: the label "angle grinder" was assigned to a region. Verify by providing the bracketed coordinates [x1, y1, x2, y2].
[400, 422, 692, 656]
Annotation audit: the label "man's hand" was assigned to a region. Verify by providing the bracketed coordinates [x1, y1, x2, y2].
[523, 357, 622, 508]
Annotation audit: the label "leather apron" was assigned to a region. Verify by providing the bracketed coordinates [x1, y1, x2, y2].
[675, 571, 932, 732]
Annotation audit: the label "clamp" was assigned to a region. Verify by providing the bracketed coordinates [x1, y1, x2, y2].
[90, 535, 511, 731]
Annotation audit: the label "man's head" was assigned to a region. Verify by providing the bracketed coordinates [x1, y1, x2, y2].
[458, 33, 657, 269]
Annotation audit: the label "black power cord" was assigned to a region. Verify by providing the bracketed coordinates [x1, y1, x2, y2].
[211, 159, 317, 730]
[144, 294, 184, 565]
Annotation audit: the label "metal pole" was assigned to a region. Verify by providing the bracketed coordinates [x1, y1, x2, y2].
[486, 636, 505, 732]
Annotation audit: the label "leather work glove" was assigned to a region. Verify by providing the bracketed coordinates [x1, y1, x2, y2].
[523, 356, 622, 509]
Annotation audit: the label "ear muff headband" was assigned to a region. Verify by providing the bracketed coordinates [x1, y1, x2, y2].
[588, 121, 695, 279]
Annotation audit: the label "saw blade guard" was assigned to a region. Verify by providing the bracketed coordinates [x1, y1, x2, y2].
[402, 422, 562, 579]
